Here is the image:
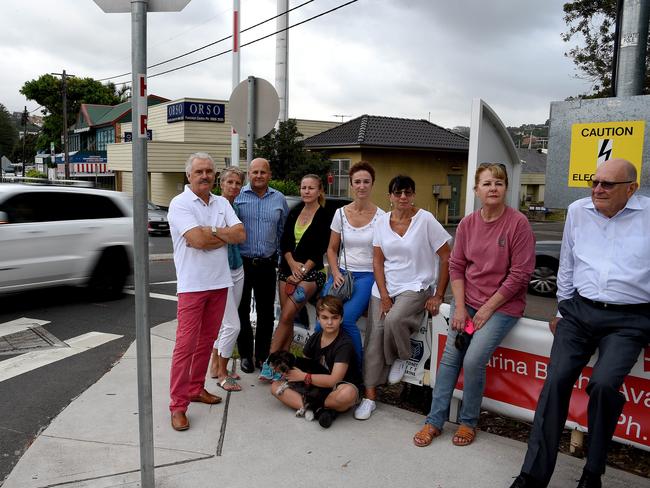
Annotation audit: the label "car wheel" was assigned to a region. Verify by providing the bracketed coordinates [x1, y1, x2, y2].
[528, 257, 558, 297]
[88, 247, 130, 300]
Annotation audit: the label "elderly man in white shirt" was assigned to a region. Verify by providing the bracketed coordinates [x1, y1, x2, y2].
[167, 152, 245, 432]
[511, 158, 650, 488]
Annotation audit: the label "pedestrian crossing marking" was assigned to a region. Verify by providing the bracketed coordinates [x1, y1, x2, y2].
[123, 289, 178, 301]
[0, 317, 50, 339]
[0, 331, 122, 383]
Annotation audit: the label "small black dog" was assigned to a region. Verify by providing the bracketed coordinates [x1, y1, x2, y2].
[267, 351, 331, 420]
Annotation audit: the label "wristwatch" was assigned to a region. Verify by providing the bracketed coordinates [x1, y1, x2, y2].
[210, 226, 217, 237]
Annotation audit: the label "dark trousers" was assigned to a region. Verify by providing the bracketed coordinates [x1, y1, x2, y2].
[236, 257, 277, 363]
[522, 296, 649, 486]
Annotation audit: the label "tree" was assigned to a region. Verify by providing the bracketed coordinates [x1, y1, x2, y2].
[255, 119, 330, 183]
[563, 0, 650, 97]
[20, 74, 123, 151]
[0, 103, 18, 159]
[10, 132, 39, 168]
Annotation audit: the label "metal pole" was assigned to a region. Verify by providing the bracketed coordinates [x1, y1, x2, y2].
[231, 0, 241, 167]
[246, 76, 256, 164]
[615, 0, 650, 97]
[611, 0, 624, 96]
[131, 1, 155, 487]
[22, 107, 27, 174]
[275, 0, 289, 125]
[62, 70, 70, 179]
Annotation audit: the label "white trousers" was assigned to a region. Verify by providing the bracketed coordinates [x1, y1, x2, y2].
[213, 266, 244, 358]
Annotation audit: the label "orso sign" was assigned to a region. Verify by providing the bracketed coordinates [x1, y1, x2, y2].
[167, 101, 225, 123]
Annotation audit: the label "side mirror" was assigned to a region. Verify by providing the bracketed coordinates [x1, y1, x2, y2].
[0, 211, 9, 224]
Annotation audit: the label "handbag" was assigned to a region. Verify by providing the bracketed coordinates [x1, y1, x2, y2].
[327, 208, 355, 301]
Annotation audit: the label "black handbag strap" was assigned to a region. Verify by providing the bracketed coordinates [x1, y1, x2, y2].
[337, 208, 348, 271]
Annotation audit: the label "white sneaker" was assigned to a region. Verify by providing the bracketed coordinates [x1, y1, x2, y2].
[354, 398, 376, 420]
[388, 359, 407, 384]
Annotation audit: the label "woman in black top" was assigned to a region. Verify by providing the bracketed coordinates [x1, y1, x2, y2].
[263, 175, 331, 369]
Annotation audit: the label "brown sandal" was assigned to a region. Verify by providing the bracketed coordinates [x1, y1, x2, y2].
[413, 424, 441, 447]
[452, 425, 477, 446]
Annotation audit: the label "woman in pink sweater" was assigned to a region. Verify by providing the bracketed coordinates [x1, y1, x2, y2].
[413, 163, 535, 448]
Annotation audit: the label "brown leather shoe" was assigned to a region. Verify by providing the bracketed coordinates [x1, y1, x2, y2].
[190, 389, 222, 404]
[171, 411, 189, 431]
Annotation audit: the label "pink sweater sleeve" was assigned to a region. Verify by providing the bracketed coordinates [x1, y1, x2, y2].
[496, 216, 536, 301]
[448, 219, 468, 282]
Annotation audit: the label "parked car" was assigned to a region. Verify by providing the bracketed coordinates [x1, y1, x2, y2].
[285, 194, 352, 214]
[147, 201, 169, 235]
[0, 183, 133, 299]
[528, 240, 561, 297]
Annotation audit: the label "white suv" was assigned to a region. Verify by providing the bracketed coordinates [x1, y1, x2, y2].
[0, 184, 133, 299]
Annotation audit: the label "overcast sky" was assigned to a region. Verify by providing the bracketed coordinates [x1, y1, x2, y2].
[1, 0, 593, 128]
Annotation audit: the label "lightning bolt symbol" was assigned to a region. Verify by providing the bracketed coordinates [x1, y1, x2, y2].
[598, 139, 612, 161]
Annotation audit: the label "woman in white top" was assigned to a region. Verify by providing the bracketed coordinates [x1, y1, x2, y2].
[355, 174, 451, 421]
[319, 161, 385, 375]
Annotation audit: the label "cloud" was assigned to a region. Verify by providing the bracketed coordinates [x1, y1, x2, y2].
[1, 0, 592, 128]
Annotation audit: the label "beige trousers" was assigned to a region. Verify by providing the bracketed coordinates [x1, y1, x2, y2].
[363, 290, 428, 388]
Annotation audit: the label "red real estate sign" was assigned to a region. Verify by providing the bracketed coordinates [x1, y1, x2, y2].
[430, 306, 650, 451]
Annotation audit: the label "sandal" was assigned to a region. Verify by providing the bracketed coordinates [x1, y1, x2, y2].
[227, 371, 241, 380]
[413, 424, 441, 447]
[217, 377, 242, 392]
[452, 425, 477, 446]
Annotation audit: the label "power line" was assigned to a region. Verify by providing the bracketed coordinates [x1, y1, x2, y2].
[97, 0, 316, 82]
[146, 0, 358, 81]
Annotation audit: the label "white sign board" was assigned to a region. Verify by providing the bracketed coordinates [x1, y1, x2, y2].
[466, 98, 522, 215]
[229, 77, 280, 139]
[93, 0, 191, 13]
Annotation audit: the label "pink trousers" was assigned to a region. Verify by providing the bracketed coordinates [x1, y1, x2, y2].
[170, 288, 227, 413]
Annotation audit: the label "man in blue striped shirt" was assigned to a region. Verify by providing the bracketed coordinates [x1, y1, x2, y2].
[235, 158, 289, 373]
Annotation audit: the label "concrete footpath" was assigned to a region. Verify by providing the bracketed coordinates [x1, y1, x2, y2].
[4, 320, 647, 488]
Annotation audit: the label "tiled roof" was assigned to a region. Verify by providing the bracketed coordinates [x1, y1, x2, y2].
[516, 148, 547, 174]
[303, 115, 469, 151]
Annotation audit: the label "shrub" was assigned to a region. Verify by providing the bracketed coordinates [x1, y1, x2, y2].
[269, 179, 299, 196]
[25, 169, 47, 179]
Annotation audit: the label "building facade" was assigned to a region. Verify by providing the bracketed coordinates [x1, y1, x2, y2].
[304, 115, 469, 223]
[107, 97, 338, 207]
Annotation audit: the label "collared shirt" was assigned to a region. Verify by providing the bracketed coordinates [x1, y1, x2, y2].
[235, 184, 288, 258]
[169, 185, 241, 293]
[557, 194, 650, 305]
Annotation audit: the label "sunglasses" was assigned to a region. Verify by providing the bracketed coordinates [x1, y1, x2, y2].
[591, 179, 634, 190]
[478, 162, 506, 170]
[391, 190, 414, 197]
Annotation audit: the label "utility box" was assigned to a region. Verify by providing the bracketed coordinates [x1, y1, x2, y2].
[432, 184, 452, 199]
[545, 95, 649, 209]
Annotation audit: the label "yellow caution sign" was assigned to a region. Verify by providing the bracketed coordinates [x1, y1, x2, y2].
[568, 120, 645, 187]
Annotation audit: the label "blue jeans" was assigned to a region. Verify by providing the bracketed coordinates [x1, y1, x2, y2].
[425, 302, 518, 429]
[316, 270, 374, 374]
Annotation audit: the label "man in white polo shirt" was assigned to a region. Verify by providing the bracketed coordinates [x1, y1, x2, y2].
[167, 152, 245, 431]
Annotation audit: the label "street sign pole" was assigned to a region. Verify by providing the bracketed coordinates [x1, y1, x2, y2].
[92, 2, 192, 487]
[131, 2, 154, 487]
[229, 76, 279, 166]
[246, 76, 256, 165]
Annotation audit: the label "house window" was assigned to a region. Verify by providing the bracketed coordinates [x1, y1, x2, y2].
[69, 134, 80, 152]
[96, 128, 115, 151]
[328, 159, 350, 197]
